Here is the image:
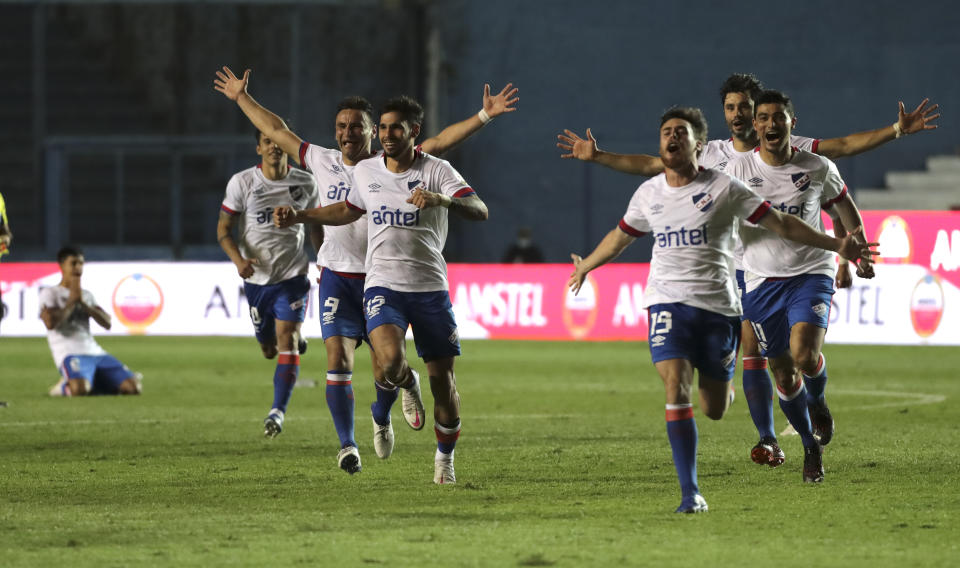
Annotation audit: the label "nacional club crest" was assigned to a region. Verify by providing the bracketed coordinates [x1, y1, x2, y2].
[112, 273, 164, 334]
[791, 172, 811, 192]
[692, 192, 714, 212]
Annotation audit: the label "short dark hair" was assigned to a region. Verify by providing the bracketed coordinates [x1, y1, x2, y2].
[336, 96, 374, 123]
[57, 245, 83, 264]
[659, 106, 709, 147]
[719, 73, 764, 106]
[381, 95, 424, 127]
[754, 89, 795, 117]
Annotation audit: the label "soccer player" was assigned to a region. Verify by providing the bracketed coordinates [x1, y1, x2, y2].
[274, 95, 489, 484]
[215, 66, 516, 475]
[41, 246, 143, 397]
[567, 107, 874, 512]
[557, 73, 938, 464]
[217, 127, 322, 441]
[727, 89, 875, 483]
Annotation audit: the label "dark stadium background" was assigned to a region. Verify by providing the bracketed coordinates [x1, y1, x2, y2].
[2, 0, 957, 263]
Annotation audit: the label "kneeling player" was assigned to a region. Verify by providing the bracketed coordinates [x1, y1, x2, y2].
[42, 246, 142, 396]
[567, 108, 875, 512]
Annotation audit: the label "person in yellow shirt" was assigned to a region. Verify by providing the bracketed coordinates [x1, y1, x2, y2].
[0, 191, 12, 335]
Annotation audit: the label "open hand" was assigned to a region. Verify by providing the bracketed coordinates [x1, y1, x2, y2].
[214, 66, 250, 101]
[558, 128, 599, 161]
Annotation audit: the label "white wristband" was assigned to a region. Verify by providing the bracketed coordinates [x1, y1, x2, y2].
[478, 109, 493, 124]
[893, 122, 904, 138]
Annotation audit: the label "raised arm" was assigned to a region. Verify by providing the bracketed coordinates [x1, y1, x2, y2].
[557, 128, 664, 176]
[568, 227, 636, 294]
[217, 211, 257, 278]
[419, 83, 519, 156]
[815, 98, 940, 159]
[274, 202, 363, 228]
[406, 189, 488, 221]
[757, 210, 877, 264]
[214, 66, 305, 163]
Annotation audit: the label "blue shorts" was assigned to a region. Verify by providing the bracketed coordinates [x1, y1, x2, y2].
[318, 268, 367, 343]
[742, 274, 834, 358]
[647, 303, 740, 381]
[363, 286, 461, 362]
[61, 354, 134, 395]
[243, 275, 311, 344]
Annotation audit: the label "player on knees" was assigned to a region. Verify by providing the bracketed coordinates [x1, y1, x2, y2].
[275, 96, 488, 484]
[41, 247, 143, 397]
[217, 127, 322, 440]
[216, 66, 515, 474]
[558, 73, 937, 464]
[727, 90, 878, 482]
[567, 107, 874, 512]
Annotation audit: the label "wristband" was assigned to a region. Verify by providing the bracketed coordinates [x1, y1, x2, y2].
[478, 109, 493, 124]
[893, 122, 904, 138]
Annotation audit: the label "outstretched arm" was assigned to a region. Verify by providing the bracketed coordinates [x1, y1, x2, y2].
[214, 66, 305, 163]
[406, 189, 489, 221]
[568, 228, 636, 294]
[420, 83, 519, 156]
[815, 98, 940, 159]
[274, 202, 363, 228]
[757, 210, 877, 264]
[557, 128, 664, 176]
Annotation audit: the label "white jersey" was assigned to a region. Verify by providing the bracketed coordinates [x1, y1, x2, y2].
[619, 168, 771, 316]
[700, 135, 818, 171]
[221, 165, 319, 285]
[298, 143, 374, 274]
[39, 285, 107, 369]
[727, 149, 848, 293]
[346, 151, 474, 293]
[701, 135, 818, 270]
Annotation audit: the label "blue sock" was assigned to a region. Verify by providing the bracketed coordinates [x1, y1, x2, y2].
[435, 420, 461, 454]
[326, 371, 355, 448]
[271, 352, 299, 412]
[371, 381, 398, 426]
[742, 357, 776, 440]
[666, 404, 699, 498]
[778, 380, 817, 447]
[803, 353, 828, 405]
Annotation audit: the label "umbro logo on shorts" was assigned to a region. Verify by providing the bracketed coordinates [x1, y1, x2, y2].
[811, 302, 829, 318]
[289, 299, 305, 311]
[650, 335, 666, 347]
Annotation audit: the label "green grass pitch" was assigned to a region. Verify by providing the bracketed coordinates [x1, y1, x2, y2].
[1, 337, 957, 567]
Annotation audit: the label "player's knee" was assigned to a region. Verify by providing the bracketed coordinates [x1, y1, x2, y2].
[68, 381, 89, 396]
[119, 379, 141, 395]
[794, 350, 820, 376]
[379, 358, 407, 385]
[703, 405, 726, 421]
[260, 344, 278, 359]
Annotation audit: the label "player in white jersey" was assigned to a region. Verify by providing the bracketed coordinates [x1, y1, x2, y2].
[557, 73, 938, 465]
[42, 247, 142, 397]
[728, 90, 876, 483]
[274, 95, 489, 484]
[215, 66, 516, 475]
[217, 127, 322, 440]
[566, 107, 875, 512]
